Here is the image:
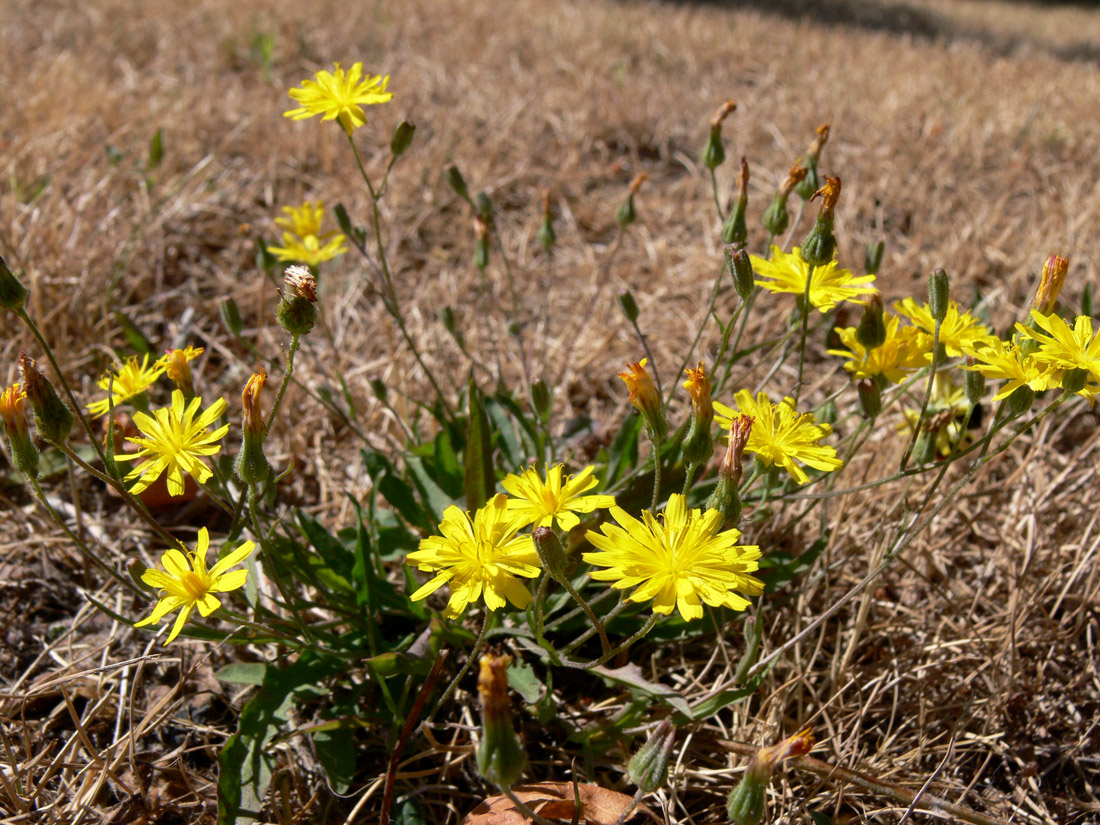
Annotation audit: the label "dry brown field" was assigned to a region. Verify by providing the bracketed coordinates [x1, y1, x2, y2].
[2, 0, 1099, 822]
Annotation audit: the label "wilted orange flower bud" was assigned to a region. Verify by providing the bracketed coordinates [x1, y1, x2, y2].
[476, 653, 525, 786]
[683, 362, 713, 421]
[811, 176, 842, 217]
[711, 100, 737, 129]
[619, 358, 667, 442]
[720, 414, 754, 488]
[242, 368, 267, 436]
[809, 123, 830, 159]
[778, 162, 808, 198]
[628, 172, 649, 195]
[1033, 254, 1069, 315]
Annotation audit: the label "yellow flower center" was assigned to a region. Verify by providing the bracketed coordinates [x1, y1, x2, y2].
[180, 570, 210, 601]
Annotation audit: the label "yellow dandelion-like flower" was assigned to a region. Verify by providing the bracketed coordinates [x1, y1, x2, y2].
[87, 354, 165, 418]
[502, 464, 615, 532]
[1017, 311, 1100, 382]
[583, 494, 763, 622]
[715, 390, 843, 485]
[134, 528, 254, 643]
[284, 62, 393, 135]
[406, 493, 540, 619]
[267, 200, 347, 267]
[894, 298, 990, 358]
[964, 337, 1061, 401]
[751, 245, 876, 313]
[114, 390, 229, 496]
[828, 314, 928, 383]
[900, 374, 972, 457]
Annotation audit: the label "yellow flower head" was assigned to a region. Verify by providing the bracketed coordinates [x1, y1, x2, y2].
[828, 313, 928, 383]
[268, 200, 347, 267]
[406, 493, 540, 618]
[751, 245, 877, 313]
[964, 336, 1061, 401]
[134, 528, 254, 643]
[619, 358, 667, 441]
[682, 362, 713, 420]
[241, 368, 267, 435]
[1017, 311, 1100, 383]
[894, 297, 990, 358]
[583, 493, 763, 621]
[0, 384, 28, 435]
[1033, 255, 1069, 315]
[502, 464, 615, 532]
[114, 390, 229, 496]
[900, 374, 972, 457]
[87, 354, 166, 418]
[715, 390, 843, 485]
[158, 346, 203, 397]
[284, 62, 393, 135]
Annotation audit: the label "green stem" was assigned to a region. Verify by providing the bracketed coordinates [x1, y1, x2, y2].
[247, 483, 313, 644]
[554, 574, 612, 657]
[650, 435, 663, 512]
[793, 263, 816, 405]
[264, 334, 300, 437]
[709, 167, 724, 222]
[898, 319, 942, 472]
[431, 612, 492, 719]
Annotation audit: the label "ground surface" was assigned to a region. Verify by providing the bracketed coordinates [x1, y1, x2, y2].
[1, 0, 1099, 822]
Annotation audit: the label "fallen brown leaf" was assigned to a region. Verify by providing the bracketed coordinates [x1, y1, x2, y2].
[461, 781, 652, 825]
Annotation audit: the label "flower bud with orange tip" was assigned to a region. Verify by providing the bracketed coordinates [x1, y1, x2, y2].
[160, 346, 202, 400]
[762, 162, 807, 237]
[681, 362, 714, 468]
[619, 358, 667, 443]
[617, 172, 648, 228]
[800, 176, 841, 267]
[1033, 254, 1069, 315]
[795, 123, 830, 200]
[702, 100, 736, 170]
[707, 414, 753, 527]
[476, 653, 526, 787]
[722, 157, 750, 245]
[19, 352, 73, 446]
[727, 728, 814, 825]
[276, 265, 318, 336]
[0, 384, 38, 477]
[234, 368, 270, 485]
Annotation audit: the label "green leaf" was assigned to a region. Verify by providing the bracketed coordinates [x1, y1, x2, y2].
[591, 663, 691, 717]
[217, 654, 341, 825]
[220, 297, 244, 337]
[464, 380, 495, 511]
[603, 413, 642, 486]
[312, 726, 355, 793]
[362, 449, 434, 531]
[148, 127, 164, 170]
[759, 534, 829, 592]
[112, 312, 153, 356]
[216, 663, 268, 686]
[405, 454, 454, 525]
[393, 798, 427, 825]
[506, 660, 543, 704]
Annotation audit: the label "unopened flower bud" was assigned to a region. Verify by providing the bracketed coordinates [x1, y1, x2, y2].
[725, 244, 755, 302]
[701, 100, 736, 170]
[964, 358, 985, 406]
[617, 173, 648, 228]
[0, 255, 27, 313]
[476, 653, 526, 787]
[277, 265, 317, 336]
[855, 293, 886, 351]
[533, 527, 569, 583]
[865, 240, 885, 275]
[1007, 384, 1034, 416]
[530, 379, 552, 423]
[1062, 367, 1089, 395]
[18, 353, 73, 445]
[857, 379, 882, 419]
[390, 120, 415, 157]
[619, 358, 666, 443]
[762, 163, 806, 237]
[221, 297, 244, 336]
[800, 177, 841, 267]
[722, 158, 750, 245]
[445, 165, 470, 202]
[628, 719, 676, 793]
[795, 123, 829, 201]
[1033, 254, 1069, 315]
[681, 363, 714, 468]
[618, 291, 639, 323]
[0, 384, 39, 477]
[234, 369, 270, 485]
[538, 188, 556, 253]
[727, 729, 814, 825]
[708, 414, 753, 527]
[928, 268, 950, 323]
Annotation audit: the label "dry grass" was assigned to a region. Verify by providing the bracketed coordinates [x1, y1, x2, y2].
[2, 0, 1099, 822]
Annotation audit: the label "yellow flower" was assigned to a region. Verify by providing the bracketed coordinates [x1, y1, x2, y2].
[682, 362, 713, 420]
[900, 375, 972, 457]
[87, 354, 165, 418]
[715, 390, 843, 485]
[583, 494, 763, 621]
[1033, 255, 1069, 315]
[964, 337, 1061, 401]
[267, 200, 347, 267]
[114, 390, 229, 496]
[894, 298, 990, 358]
[406, 493, 540, 618]
[1017, 311, 1100, 382]
[502, 464, 615, 531]
[134, 528, 254, 643]
[751, 245, 876, 312]
[157, 346, 203, 397]
[828, 313, 928, 383]
[619, 358, 667, 441]
[284, 62, 393, 135]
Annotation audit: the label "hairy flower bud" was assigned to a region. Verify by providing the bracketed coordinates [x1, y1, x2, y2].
[1062, 367, 1089, 395]
[234, 369, 270, 485]
[855, 293, 886, 351]
[1033, 254, 1069, 315]
[276, 265, 318, 336]
[964, 358, 985, 406]
[795, 123, 829, 201]
[725, 244, 755, 302]
[708, 414, 753, 527]
[619, 358, 667, 443]
[762, 163, 806, 237]
[857, 379, 882, 419]
[0, 384, 38, 477]
[0, 255, 28, 312]
[390, 120, 415, 157]
[618, 291, 640, 323]
[1007, 384, 1034, 416]
[476, 653, 526, 787]
[19, 353, 73, 445]
[162, 346, 201, 400]
[701, 100, 736, 170]
[681, 363, 714, 468]
[722, 157, 750, 245]
[800, 177, 840, 267]
[533, 526, 569, 583]
[530, 379, 552, 423]
[928, 268, 950, 324]
[445, 165, 470, 202]
[628, 719, 676, 793]
[727, 729, 814, 825]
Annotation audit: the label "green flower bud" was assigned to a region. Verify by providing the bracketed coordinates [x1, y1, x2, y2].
[537, 214, 556, 253]
[530, 379, 552, 423]
[1, 384, 39, 478]
[474, 215, 490, 271]
[533, 527, 569, 583]
[628, 720, 676, 793]
[220, 297, 243, 337]
[929, 268, 950, 323]
[964, 360, 985, 406]
[855, 294, 886, 351]
[475, 191, 493, 222]
[618, 291, 639, 323]
[865, 240, 885, 275]
[799, 176, 841, 267]
[702, 127, 725, 171]
[476, 654, 526, 787]
[445, 165, 470, 202]
[390, 120, 415, 157]
[234, 370, 270, 485]
[19, 353, 73, 445]
[722, 157, 750, 246]
[276, 295, 316, 336]
[616, 193, 637, 228]
[857, 379, 882, 419]
[1007, 385, 1035, 416]
[681, 363, 714, 469]
[761, 195, 789, 237]
[0, 255, 28, 312]
[794, 157, 819, 202]
[725, 245, 755, 302]
[1062, 367, 1089, 395]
